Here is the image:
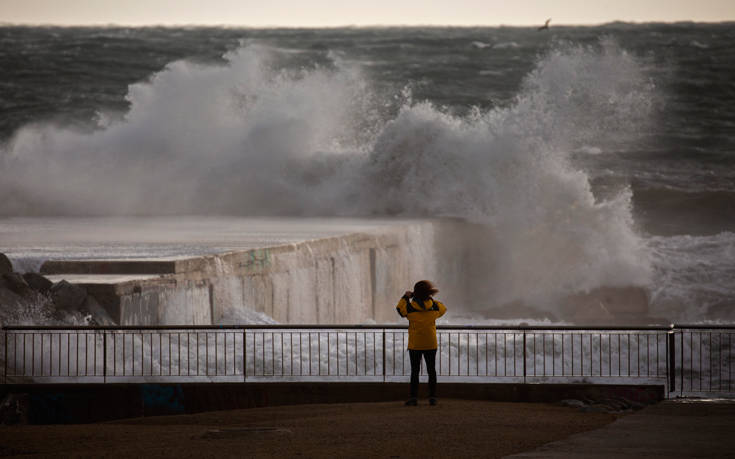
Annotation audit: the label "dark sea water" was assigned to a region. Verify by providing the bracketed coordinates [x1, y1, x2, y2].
[0, 24, 734, 321]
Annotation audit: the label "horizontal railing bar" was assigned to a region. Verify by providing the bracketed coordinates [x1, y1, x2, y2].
[1, 324, 687, 331]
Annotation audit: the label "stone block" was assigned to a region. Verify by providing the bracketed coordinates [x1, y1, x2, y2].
[0, 253, 13, 274]
[50, 280, 88, 311]
[22, 272, 53, 294]
[1, 273, 31, 296]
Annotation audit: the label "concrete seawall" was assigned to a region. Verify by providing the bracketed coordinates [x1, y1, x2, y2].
[40, 219, 470, 325]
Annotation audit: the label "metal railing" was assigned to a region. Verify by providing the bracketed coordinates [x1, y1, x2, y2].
[2, 324, 733, 397]
[672, 326, 735, 397]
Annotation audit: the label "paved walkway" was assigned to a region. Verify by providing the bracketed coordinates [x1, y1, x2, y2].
[505, 399, 735, 458]
[0, 399, 615, 458]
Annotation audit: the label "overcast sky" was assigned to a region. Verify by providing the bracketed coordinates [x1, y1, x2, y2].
[1, 0, 734, 26]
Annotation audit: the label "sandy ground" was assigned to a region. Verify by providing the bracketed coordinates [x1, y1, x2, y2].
[0, 399, 618, 458]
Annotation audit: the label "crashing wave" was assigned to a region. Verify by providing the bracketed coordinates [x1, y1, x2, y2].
[0, 38, 657, 313]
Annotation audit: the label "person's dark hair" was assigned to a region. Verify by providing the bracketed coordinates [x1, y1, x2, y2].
[413, 280, 438, 300]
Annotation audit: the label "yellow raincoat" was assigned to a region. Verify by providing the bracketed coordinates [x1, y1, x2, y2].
[396, 297, 447, 350]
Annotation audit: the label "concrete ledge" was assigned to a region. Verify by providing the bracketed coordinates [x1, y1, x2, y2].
[1, 383, 664, 424]
[42, 260, 182, 275]
[32, 219, 460, 325]
[43, 275, 177, 324]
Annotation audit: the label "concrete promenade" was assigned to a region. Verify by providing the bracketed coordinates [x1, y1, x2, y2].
[2, 392, 733, 457]
[506, 399, 735, 458]
[0, 399, 617, 458]
[4, 399, 732, 458]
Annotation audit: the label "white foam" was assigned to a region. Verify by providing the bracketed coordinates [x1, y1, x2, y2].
[690, 40, 709, 49]
[493, 41, 521, 49]
[648, 232, 735, 321]
[0, 38, 657, 313]
[471, 41, 491, 49]
[576, 145, 603, 155]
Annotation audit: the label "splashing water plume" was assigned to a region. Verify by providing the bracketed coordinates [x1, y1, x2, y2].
[1, 39, 657, 313]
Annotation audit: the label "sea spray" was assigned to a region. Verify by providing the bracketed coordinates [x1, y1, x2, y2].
[1, 45, 373, 215]
[357, 39, 655, 308]
[0, 39, 657, 314]
[648, 232, 735, 321]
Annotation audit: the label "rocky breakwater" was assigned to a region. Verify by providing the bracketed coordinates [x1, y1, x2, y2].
[0, 253, 115, 326]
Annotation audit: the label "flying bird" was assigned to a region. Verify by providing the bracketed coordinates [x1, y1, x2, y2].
[538, 18, 551, 31]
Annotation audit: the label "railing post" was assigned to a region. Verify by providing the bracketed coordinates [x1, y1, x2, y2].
[522, 331, 527, 384]
[668, 330, 675, 394]
[103, 331, 107, 384]
[243, 327, 247, 383]
[680, 328, 684, 397]
[382, 329, 386, 383]
[3, 330, 7, 385]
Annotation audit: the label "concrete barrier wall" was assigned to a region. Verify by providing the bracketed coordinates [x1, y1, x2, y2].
[208, 221, 442, 325]
[48, 220, 475, 326]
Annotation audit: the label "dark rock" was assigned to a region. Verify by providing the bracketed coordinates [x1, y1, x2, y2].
[1, 273, 31, 295]
[80, 295, 116, 326]
[22, 272, 53, 294]
[0, 393, 29, 425]
[0, 253, 13, 274]
[560, 399, 586, 409]
[50, 280, 87, 311]
[619, 397, 646, 411]
[581, 404, 612, 413]
[600, 398, 629, 412]
[0, 283, 25, 317]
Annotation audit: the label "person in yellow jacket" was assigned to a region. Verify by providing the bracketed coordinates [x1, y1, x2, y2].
[395, 280, 447, 406]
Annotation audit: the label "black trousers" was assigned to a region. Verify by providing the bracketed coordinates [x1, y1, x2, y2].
[408, 349, 437, 398]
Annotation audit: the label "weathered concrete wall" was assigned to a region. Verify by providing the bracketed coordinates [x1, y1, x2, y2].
[42, 220, 471, 325]
[206, 221, 442, 325]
